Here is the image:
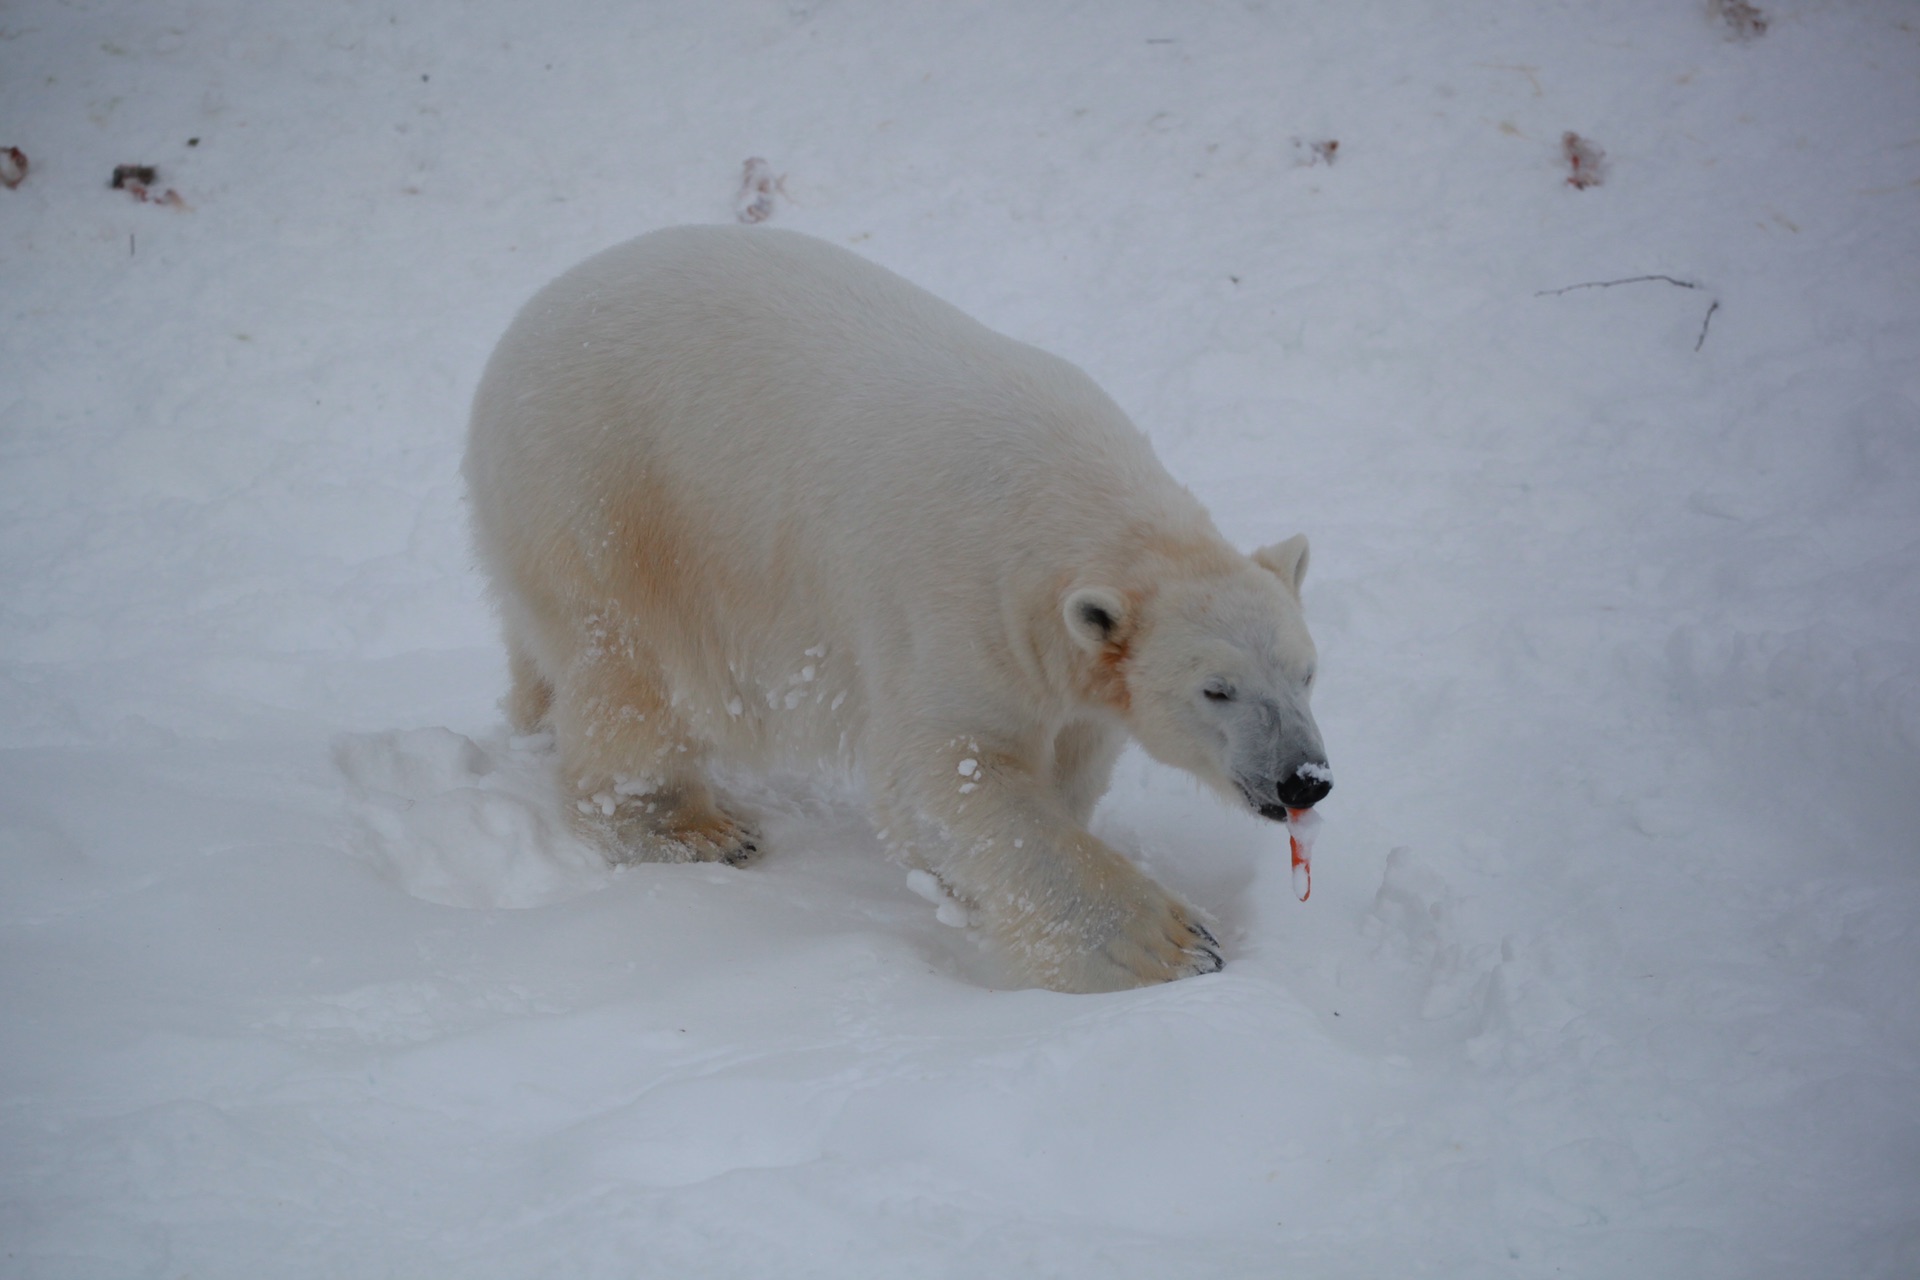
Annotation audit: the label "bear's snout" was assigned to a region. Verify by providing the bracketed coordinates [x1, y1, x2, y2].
[1247, 760, 1331, 819]
[1276, 761, 1332, 811]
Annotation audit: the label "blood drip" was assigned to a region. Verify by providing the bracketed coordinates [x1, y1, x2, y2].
[1286, 807, 1322, 902]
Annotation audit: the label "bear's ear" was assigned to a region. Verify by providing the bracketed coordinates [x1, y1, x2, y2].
[1252, 534, 1311, 595]
[1063, 586, 1129, 653]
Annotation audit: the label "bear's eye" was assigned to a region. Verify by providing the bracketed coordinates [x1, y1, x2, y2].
[1202, 681, 1235, 703]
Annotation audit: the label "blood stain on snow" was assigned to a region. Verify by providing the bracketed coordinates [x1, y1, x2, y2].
[1562, 132, 1606, 189]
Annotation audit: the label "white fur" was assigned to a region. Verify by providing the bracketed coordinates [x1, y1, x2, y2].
[464, 225, 1328, 992]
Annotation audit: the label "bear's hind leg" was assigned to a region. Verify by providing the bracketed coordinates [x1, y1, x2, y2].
[504, 640, 555, 733]
[554, 650, 759, 866]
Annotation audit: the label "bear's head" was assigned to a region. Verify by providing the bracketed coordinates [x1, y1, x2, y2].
[1064, 533, 1330, 820]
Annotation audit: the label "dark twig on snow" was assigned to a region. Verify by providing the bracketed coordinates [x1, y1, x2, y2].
[1694, 298, 1721, 351]
[1537, 274, 1722, 354]
[1534, 275, 1699, 297]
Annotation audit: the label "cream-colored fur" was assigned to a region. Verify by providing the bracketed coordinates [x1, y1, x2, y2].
[465, 226, 1329, 993]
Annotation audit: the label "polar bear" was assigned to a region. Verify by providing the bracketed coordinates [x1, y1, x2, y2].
[464, 226, 1330, 993]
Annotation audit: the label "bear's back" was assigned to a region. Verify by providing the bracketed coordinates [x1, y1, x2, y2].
[470, 226, 1207, 596]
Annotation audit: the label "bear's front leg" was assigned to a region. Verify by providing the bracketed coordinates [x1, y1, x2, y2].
[881, 736, 1222, 993]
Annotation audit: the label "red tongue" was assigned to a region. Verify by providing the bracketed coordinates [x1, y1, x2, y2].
[1286, 807, 1316, 902]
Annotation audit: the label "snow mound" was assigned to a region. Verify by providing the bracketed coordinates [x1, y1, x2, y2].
[333, 727, 611, 909]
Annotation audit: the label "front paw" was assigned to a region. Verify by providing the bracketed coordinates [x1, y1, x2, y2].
[1100, 892, 1223, 989]
[1080, 886, 1222, 992]
[1013, 878, 1222, 994]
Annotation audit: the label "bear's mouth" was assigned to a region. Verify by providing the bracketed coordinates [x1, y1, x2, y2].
[1237, 782, 1293, 824]
[1239, 777, 1327, 823]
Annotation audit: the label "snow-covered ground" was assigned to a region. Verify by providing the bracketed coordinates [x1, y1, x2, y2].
[4, 1, 1918, 1275]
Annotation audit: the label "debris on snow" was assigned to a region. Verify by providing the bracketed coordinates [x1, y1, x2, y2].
[0, 147, 25, 189]
[1559, 131, 1605, 189]
[1532, 273, 1724, 353]
[1535, 274, 1700, 297]
[111, 163, 188, 209]
[1291, 137, 1340, 167]
[734, 156, 784, 223]
[1561, 131, 1606, 189]
[1694, 297, 1721, 351]
[1709, 0, 1768, 40]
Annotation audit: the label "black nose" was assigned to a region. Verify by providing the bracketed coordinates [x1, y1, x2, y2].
[1275, 764, 1332, 810]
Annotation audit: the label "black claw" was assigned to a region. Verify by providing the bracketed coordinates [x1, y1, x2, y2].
[1196, 948, 1223, 973]
[1192, 921, 1219, 948]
